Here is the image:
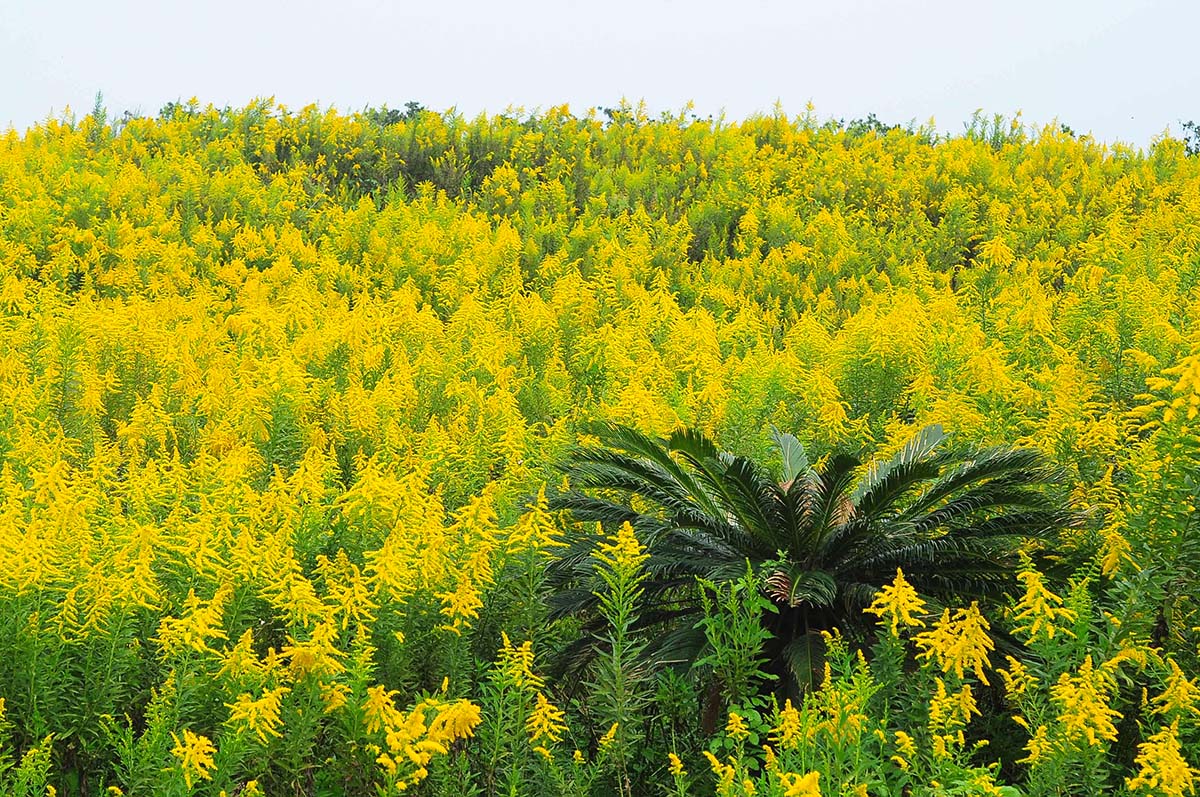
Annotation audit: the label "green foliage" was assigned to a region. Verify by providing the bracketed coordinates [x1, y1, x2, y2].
[1, 99, 1199, 795]
[1182, 120, 1200, 156]
[586, 524, 651, 796]
[548, 422, 1075, 690]
[695, 566, 777, 708]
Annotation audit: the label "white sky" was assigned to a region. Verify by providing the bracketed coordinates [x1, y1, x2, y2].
[2, 0, 1199, 147]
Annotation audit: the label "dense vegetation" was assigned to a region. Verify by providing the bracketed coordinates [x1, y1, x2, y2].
[0, 98, 1197, 795]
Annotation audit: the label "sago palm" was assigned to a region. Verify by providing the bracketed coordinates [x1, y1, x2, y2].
[546, 422, 1077, 690]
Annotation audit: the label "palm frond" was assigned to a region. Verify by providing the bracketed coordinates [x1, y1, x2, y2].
[763, 566, 837, 608]
[801, 454, 861, 551]
[900, 447, 1061, 521]
[546, 422, 1076, 696]
[851, 423, 947, 504]
[577, 423, 727, 520]
[771, 426, 810, 484]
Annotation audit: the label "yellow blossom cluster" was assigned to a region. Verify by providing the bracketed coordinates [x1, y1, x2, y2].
[1012, 563, 1076, 643]
[927, 678, 980, 759]
[170, 730, 217, 789]
[0, 97, 1198, 794]
[865, 568, 927, 635]
[1127, 721, 1199, 797]
[593, 521, 649, 578]
[526, 692, 568, 745]
[225, 686, 290, 744]
[778, 770, 821, 797]
[1050, 656, 1121, 747]
[362, 687, 482, 790]
[915, 603, 994, 684]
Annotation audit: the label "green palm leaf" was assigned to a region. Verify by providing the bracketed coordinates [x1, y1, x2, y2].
[547, 422, 1076, 694]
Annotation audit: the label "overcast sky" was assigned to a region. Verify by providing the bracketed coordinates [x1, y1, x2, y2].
[2, 0, 1198, 147]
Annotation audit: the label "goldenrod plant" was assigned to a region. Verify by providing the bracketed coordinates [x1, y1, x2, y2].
[0, 98, 1198, 793]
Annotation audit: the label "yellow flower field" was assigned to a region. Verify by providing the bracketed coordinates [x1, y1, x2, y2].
[0, 100, 1197, 795]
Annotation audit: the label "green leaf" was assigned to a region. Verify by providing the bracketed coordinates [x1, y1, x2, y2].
[765, 566, 837, 608]
[781, 633, 827, 691]
[852, 422, 947, 503]
[771, 426, 808, 483]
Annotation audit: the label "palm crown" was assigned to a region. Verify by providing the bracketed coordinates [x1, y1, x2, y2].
[547, 423, 1077, 688]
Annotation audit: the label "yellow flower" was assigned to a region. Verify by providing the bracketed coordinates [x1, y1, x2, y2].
[1051, 656, 1120, 747]
[428, 699, 482, 741]
[1154, 658, 1200, 719]
[369, 697, 481, 791]
[914, 603, 994, 684]
[321, 681, 352, 713]
[217, 629, 264, 682]
[1127, 721, 1199, 797]
[156, 585, 231, 658]
[865, 568, 926, 635]
[496, 633, 544, 691]
[281, 621, 345, 678]
[927, 678, 979, 758]
[317, 552, 378, 630]
[1099, 523, 1137, 576]
[437, 579, 483, 634]
[599, 721, 620, 749]
[978, 235, 1015, 268]
[778, 770, 821, 797]
[702, 751, 736, 792]
[772, 699, 803, 750]
[265, 572, 330, 628]
[363, 685, 401, 734]
[170, 729, 217, 789]
[968, 772, 1008, 797]
[508, 486, 564, 555]
[998, 655, 1038, 701]
[226, 686, 289, 744]
[1105, 645, 1150, 673]
[594, 521, 649, 575]
[1017, 724, 1053, 766]
[668, 752, 686, 777]
[725, 711, 750, 741]
[526, 692, 567, 745]
[1012, 563, 1075, 643]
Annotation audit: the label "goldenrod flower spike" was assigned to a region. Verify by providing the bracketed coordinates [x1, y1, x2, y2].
[914, 602, 994, 684]
[1127, 720, 1199, 797]
[1153, 658, 1200, 719]
[865, 567, 927, 635]
[1051, 656, 1121, 747]
[526, 692, 568, 745]
[778, 770, 821, 797]
[771, 699, 802, 750]
[725, 711, 750, 742]
[1012, 562, 1076, 643]
[170, 730, 217, 789]
[225, 686, 290, 744]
